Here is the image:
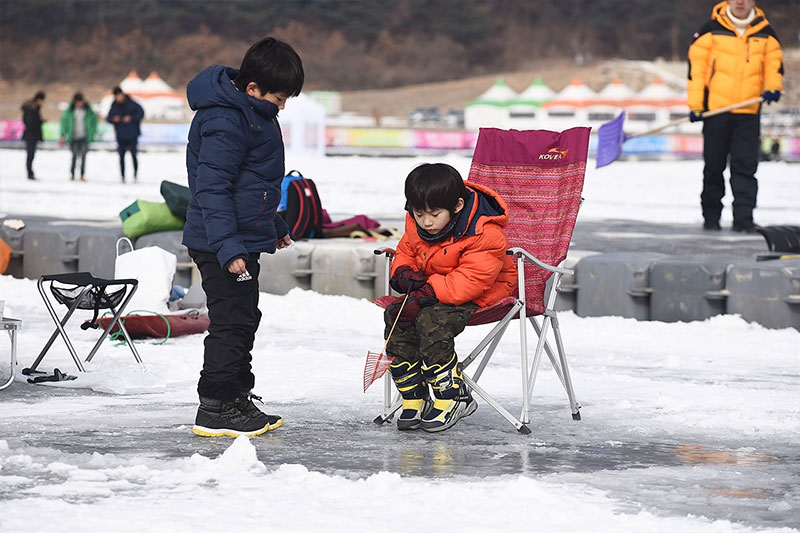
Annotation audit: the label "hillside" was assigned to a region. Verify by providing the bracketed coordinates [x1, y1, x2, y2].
[1, 52, 797, 124]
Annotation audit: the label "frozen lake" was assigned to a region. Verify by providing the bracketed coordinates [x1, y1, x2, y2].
[0, 147, 799, 532]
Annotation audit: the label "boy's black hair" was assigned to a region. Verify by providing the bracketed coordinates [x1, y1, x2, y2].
[405, 163, 468, 214]
[112, 86, 123, 96]
[233, 37, 304, 96]
[34, 91, 46, 100]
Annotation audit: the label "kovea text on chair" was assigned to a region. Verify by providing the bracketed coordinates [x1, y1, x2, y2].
[115, 246, 177, 314]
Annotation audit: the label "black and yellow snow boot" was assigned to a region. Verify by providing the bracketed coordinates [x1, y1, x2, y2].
[389, 360, 432, 430]
[236, 391, 283, 430]
[420, 354, 477, 433]
[193, 395, 280, 437]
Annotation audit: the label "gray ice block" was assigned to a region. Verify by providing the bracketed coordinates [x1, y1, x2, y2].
[650, 255, 738, 323]
[726, 259, 800, 330]
[575, 252, 667, 320]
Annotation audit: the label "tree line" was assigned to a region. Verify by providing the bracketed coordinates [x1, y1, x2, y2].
[1, 0, 797, 90]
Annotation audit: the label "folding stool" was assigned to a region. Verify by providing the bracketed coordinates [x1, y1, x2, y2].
[25, 272, 143, 374]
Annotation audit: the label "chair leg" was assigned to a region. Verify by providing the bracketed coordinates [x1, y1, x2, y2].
[461, 301, 522, 370]
[529, 315, 581, 420]
[551, 314, 581, 420]
[84, 299, 143, 366]
[462, 374, 530, 434]
[524, 314, 551, 415]
[30, 280, 89, 373]
[470, 321, 509, 382]
[383, 369, 392, 410]
[529, 317, 568, 390]
[373, 395, 402, 425]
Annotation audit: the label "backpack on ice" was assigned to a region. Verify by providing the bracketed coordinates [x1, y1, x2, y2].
[278, 170, 323, 239]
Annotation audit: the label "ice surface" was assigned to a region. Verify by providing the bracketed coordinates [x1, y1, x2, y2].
[0, 148, 799, 532]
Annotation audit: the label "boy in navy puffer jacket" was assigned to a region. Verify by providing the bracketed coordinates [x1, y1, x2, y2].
[183, 37, 304, 437]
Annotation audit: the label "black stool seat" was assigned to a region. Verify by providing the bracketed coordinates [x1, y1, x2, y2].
[41, 272, 138, 286]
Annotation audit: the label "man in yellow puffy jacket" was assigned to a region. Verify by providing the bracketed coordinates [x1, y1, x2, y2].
[688, 0, 783, 232]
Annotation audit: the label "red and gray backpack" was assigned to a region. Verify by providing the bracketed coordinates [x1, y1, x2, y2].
[278, 170, 324, 239]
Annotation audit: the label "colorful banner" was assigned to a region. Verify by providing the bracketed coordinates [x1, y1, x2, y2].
[1, 120, 798, 158]
[410, 130, 477, 150]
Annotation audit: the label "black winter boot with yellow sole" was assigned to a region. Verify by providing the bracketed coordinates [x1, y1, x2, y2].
[193, 395, 282, 437]
[421, 355, 477, 433]
[389, 360, 432, 430]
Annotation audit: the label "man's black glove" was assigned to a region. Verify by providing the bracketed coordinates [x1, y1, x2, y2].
[390, 265, 428, 294]
[689, 109, 705, 123]
[762, 90, 781, 104]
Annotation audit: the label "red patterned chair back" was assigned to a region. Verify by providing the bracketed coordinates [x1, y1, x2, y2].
[467, 127, 590, 320]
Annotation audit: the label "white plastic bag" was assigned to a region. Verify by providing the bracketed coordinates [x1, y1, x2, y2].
[115, 240, 177, 315]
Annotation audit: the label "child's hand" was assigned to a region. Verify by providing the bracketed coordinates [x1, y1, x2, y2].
[227, 258, 247, 274]
[388, 284, 438, 328]
[277, 234, 293, 250]
[390, 265, 427, 294]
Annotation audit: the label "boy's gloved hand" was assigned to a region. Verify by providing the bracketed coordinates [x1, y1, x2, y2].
[762, 89, 781, 104]
[387, 283, 438, 328]
[390, 265, 428, 294]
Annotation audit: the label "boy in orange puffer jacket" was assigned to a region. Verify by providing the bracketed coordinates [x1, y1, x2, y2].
[384, 163, 516, 432]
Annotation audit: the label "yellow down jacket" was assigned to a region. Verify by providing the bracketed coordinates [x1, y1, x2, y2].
[687, 1, 783, 114]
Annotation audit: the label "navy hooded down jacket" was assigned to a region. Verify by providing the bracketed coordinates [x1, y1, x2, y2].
[182, 65, 290, 269]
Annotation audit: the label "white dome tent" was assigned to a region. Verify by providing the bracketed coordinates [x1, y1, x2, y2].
[542, 77, 597, 129]
[508, 77, 554, 129]
[279, 92, 327, 158]
[119, 71, 145, 94]
[100, 71, 188, 122]
[587, 78, 635, 126]
[464, 77, 518, 130]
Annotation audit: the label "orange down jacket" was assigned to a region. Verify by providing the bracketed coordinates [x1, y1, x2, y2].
[687, 1, 783, 115]
[391, 181, 517, 307]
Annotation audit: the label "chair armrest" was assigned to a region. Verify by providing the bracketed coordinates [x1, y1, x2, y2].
[507, 247, 573, 275]
[374, 247, 396, 259]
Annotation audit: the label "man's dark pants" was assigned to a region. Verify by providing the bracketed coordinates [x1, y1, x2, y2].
[25, 141, 37, 178]
[70, 139, 88, 177]
[117, 139, 139, 179]
[189, 249, 261, 400]
[701, 113, 760, 227]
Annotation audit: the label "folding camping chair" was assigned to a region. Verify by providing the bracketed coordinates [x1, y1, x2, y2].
[373, 127, 590, 434]
[24, 272, 143, 375]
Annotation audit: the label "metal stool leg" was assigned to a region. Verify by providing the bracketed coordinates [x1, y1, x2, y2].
[29, 280, 91, 373]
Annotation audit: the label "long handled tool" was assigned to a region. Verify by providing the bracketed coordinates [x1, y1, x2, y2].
[596, 96, 764, 168]
[362, 292, 409, 392]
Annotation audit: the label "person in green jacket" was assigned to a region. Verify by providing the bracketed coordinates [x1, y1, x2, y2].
[60, 92, 97, 181]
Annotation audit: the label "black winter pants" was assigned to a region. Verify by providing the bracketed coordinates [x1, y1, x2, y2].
[701, 113, 760, 226]
[189, 249, 262, 400]
[70, 138, 88, 177]
[25, 141, 37, 178]
[117, 139, 138, 179]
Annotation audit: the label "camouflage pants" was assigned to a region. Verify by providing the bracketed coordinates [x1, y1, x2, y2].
[384, 302, 479, 366]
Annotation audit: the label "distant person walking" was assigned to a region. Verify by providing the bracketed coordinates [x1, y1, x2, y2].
[21, 91, 46, 180]
[106, 86, 144, 182]
[59, 92, 98, 181]
[688, 0, 783, 233]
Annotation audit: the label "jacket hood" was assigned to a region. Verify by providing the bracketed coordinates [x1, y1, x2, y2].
[186, 65, 278, 121]
[711, 1, 769, 34]
[453, 182, 509, 239]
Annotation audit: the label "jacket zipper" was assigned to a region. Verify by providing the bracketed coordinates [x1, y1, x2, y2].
[254, 191, 267, 233]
